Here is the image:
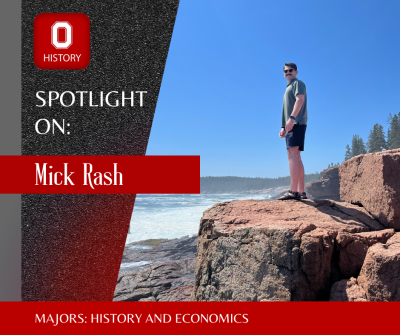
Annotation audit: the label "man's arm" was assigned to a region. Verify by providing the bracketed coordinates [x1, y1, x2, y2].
[291, 94, 305, 119]
[285, 94, 304, 132]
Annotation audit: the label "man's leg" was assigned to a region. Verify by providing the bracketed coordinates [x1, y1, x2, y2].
[297, 155, 305, 193]
[287, 146, 302, 192]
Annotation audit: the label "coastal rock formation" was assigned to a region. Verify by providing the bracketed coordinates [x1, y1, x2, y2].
[357, 233, 400, 301]
[190, 150, 400, 301]
[114, 259, 195, 301]
[115, 147, 400, 302]
[339, 148, 400, 229]
[191, 199, 384, 301]
[329, 278, 367, 301]
[114, 236, 197, 301]
[335, 229, 394, 277]
[330, 233, 400, 301]
[306, 167, 340, 201]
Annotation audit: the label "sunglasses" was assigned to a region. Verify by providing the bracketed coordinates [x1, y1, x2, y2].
[284, 69, 294, 73]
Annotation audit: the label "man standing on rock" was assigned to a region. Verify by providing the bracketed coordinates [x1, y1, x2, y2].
[278, 63, 308, 200]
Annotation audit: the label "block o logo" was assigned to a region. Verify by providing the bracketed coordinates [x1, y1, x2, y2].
[51, 22, 73, 49]
[34, 13, 90, 70]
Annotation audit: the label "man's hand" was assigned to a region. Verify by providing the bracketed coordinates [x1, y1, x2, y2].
[279, 129, 285, 138]
[285, 118, 295, 132]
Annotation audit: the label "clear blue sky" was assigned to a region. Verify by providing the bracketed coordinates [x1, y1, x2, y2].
[146, 0, 400, 178]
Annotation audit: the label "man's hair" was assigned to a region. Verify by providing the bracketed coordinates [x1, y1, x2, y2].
[283, 63, 297, 71]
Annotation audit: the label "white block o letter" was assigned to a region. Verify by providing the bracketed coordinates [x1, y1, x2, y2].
[51, 21, 73, 49]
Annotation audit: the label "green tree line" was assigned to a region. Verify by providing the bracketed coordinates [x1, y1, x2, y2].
[200, 173, 320, 194]
[344, 112, 400, 160]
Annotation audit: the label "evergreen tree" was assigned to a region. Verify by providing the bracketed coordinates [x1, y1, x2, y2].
[367, 123, 386, 153]
[397, 111, 400, 148]
[351, 135, 358, 156]
[387, 114, 400, 149]
[351, 135, 367, 156]
[387, 113, 393, 149]
[344, 144, 352, 161]
[359, 137, 367, 154]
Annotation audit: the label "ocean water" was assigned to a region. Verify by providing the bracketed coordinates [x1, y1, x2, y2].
[125, 193, 271, 244]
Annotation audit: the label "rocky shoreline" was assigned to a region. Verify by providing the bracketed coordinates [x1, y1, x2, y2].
[191, 149, 400, 301]
[114, 235, 197, 301]
[191, 199, 395, 301]
[114, 149, 400, 301]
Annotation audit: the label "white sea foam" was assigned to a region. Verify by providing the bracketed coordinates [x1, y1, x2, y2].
[129, 245, 153, 250]
[125, 194, 269, 244]
[120, 261, 151, 268]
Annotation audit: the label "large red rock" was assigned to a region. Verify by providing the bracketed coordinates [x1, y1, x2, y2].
[329, 277, 367, 301]
[336, 229, 395, 277]
[339, 148, 400, 229]
[191, 199, 385, 301]
[357, 233, 400, 301]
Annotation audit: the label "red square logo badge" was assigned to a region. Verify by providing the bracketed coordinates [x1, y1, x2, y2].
[34, 13, 90, 70]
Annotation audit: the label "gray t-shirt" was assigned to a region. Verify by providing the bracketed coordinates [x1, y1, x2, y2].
[281, 78, 307, 128]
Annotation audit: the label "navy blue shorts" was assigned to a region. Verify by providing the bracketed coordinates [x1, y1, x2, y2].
[285, 124, 307, 151]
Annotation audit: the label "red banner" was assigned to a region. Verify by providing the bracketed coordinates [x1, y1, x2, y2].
[0, 301, 398, 333]
[0, 156, 199, 193]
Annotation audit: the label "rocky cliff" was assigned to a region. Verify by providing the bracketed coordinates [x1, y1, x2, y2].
[192, 149, 400, 301]
[330, 232, 400, 301]
[191, 199, 392, 301]
[340, 148, 400, 229]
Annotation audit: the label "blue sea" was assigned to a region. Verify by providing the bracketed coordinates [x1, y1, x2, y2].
[125, 193, 271, 244]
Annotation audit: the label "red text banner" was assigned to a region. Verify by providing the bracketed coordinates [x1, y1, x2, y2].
[0, 301, 398, 334]
[0, 156, 199, 194]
